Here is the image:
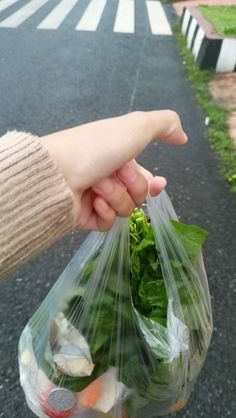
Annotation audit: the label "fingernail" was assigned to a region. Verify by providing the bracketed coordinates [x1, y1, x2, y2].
[94, 178, 114, 194]
[119, 164, 137, 183]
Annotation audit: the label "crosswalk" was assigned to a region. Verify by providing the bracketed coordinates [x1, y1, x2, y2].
[38, 0, 79, 30]
[113, 0, 134, 34]
[0, 0, 172, 34]
[75, 0, 107, 32]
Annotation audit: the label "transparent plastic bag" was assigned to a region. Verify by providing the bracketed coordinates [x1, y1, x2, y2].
[18, 191, 213, 418]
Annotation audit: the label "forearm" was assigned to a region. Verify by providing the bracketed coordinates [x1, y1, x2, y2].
[0, 131, 75, 281]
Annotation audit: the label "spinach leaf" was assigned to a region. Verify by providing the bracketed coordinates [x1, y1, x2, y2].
[170, 220, 208, 260]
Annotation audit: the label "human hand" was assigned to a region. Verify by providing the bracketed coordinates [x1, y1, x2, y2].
[40, 111, 187, 231]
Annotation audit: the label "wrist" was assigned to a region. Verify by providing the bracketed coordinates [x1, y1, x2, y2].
[39, 135, 81, 226]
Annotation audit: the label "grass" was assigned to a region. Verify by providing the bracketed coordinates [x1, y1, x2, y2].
[199, 5, 236, 37]
[174, 25, 236, 192]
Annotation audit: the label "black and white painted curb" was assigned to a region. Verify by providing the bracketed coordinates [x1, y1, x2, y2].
[181, 7, 236, 73]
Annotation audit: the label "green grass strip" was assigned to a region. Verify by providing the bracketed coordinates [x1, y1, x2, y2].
[174, 25, 236, 192]
[199, 5, 236, 37]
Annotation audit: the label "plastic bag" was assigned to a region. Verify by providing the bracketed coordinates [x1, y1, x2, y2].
[18, 191, 213, 418]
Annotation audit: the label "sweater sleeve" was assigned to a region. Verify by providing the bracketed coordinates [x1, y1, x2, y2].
[0, 131, 75, 281]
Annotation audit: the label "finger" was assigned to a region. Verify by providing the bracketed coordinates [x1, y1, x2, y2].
[118, 160, 167, 204]
[117, 161, 149, 207]
[93, 196, 117, 231]
[93, 177, 136, 217]
[134, 162, 153, 182]
[76, 190, 117, 231]
[149, 176, 167, 196]
[135, 164, 167, 195]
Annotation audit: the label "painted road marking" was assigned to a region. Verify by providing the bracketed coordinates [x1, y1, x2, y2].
[146, 1, 172, 35]
[113, 0, 135, 34]
[76, 0, 107, 31]
[0, 0, 20, 13]
[0, 0, 173, 35]
[38, 0, 80, 30]
[0, 0, 49, 28]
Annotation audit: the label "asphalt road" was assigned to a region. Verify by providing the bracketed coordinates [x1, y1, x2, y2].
[0, 1, 236, 418]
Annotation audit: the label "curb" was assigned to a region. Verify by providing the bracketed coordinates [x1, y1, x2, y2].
[180, 6, 236, 72]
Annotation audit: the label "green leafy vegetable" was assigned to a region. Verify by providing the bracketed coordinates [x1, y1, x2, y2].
[35, 207, 211, 415]
[170, 220, 208, 260]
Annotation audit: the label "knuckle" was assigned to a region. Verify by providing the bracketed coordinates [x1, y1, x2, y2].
[160, 110, 183, 142]
[166, 109, 179, 121]
[167, 110, 181, 131]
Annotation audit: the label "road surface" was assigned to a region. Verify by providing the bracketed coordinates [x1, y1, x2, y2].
[0, 1, 235, 417]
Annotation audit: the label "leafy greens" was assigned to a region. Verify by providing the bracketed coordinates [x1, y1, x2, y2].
[37, 208, 210, 415]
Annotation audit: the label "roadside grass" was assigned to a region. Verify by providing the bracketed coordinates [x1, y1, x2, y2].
[174, 25, 236, 192]
[199, 5, 236, 37]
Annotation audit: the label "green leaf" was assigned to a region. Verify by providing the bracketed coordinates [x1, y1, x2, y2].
[170, 220, 208, 260]
[130, 251, 141, 276]
[138, 277, 168, 312]
[148, 252, 160, 271]
[135, 238, 155, 252]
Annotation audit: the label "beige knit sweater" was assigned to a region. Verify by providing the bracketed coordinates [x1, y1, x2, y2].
[0, 131, 75, 281]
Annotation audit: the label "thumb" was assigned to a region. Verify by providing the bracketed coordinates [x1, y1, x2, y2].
[141, 110, 188, 145]
[41, 110, 187, 191]
[78, 110, 187, 173]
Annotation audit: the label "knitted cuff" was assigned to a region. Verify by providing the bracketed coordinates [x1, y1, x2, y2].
[0, 131, 75, 280]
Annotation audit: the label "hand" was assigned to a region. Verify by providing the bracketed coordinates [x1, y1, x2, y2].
[40, 110, 187, 231]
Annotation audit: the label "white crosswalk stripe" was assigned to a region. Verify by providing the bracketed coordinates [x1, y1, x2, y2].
[76, 0, 107, 31]
[0, 0, 49, 28]
[146, 1, 172, 35]
[0, 0, 20, 13]
[0, 0, 173, 35]
[113, 0, 134, 34]
[38, 0, 80, 30]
